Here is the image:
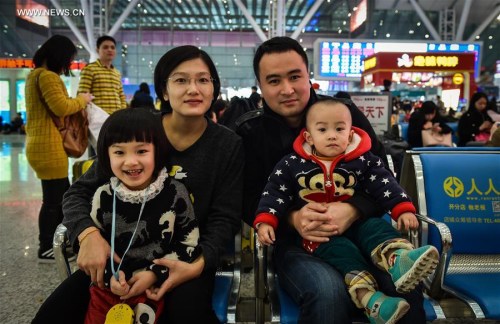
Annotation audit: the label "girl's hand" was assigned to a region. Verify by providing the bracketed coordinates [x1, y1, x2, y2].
[110, 271, 129, 296]
[257, 224, 275, 246]
[397, 212, 419, 231]
[145, 256, 205, 301]
[120, 271, 156, 300]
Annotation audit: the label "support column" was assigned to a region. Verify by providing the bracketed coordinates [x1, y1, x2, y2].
[409, 0, 441, 41]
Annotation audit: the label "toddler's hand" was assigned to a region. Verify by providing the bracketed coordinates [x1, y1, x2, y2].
[397, 212, 419, 231]
[257, 223, 275, 246]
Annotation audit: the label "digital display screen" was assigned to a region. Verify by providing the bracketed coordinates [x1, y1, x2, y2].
[314, 39, 482, 80]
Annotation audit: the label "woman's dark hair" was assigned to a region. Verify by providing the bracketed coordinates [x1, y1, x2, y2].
[139, 82, 150, 94]
[468, 92, 488, 112]
[218, 97, 255, 131]
[96, 108, 168, 180]
[33, 35, 77, 76]
[421, 101, 437, 115]
[253, 36, 309, 82]
[154, 45, 220, 113]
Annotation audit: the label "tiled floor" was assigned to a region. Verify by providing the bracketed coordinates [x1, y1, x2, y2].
[1, 134, 498, 324]
[0, 134, 62, 323]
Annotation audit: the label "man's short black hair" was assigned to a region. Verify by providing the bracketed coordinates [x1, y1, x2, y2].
[96, 35, 116, 48]
[253, 37, 308, 82]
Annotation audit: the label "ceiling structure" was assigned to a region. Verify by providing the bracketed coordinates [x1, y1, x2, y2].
[2, 0, 499, 70]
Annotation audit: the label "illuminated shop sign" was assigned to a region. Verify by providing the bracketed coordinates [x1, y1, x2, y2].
[0, 59, 86, 70]
[362, 52, 475, 73]
[314, 39, 482, 80]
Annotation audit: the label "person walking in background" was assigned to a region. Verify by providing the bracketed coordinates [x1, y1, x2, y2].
[458, 92, 493, 146]
[130, 82, 155, 110]
[84, 108, 201, 323]
[24, 35, 92, 263]
[249, 85, 262, 109]
[78, 35, 127, 114]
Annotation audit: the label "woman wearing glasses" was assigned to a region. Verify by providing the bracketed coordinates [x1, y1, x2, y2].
[33, 46, 244, 324]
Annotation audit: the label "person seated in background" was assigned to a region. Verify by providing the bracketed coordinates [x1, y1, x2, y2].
[485, 122, 500, 147]
[219, 97, 255, 131]
[130, 82, 155, 110]
[212, 98, 228, 121]
[2, 113, 25, 134]
[486, 99, 500, 122]
[407, 101, 452, 148]
[458, 92, 493, 146]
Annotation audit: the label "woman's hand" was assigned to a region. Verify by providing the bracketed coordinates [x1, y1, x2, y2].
[291, 202, 337, 242]
[423, 121, 433, 130]
[432, 123, 442, 133]
[480, 120, 493, 131]
[77, 230, 121, 288]
[145, 256, 205, 301]
[79, 92, 93, 105]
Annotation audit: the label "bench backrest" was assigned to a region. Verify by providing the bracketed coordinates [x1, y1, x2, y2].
[401, 150, 500, 256]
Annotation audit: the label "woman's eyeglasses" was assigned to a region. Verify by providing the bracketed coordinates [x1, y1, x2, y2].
[167, 74, 215, 88]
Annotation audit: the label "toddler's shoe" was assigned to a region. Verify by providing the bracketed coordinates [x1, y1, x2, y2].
[365, 291, 409, 324]
[388, 245, 439, 293]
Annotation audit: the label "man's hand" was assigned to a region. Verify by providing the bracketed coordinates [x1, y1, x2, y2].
[77, 231, 121, 288]
[145, 256, 205, 301]
[291, 202, 338, 242]
[324, 202, 360, 235]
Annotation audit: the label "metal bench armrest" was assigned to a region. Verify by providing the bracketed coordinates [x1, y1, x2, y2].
[412, 213, 452, 298]
[53, 223, 72, 281]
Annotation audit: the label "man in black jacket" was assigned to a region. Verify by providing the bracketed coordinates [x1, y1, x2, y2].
[236, 36, 425, 323]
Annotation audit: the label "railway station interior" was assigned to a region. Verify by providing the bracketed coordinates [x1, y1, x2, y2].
[0, 0, 499, 323]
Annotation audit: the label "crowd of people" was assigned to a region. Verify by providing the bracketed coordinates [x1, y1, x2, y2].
[391, 93, 499, 147]
[21, 33, 499, 324]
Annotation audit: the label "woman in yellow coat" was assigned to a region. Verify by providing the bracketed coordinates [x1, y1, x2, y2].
[25, 35, 92, 262]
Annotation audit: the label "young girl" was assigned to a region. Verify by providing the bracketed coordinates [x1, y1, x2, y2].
[84, 108, 201, 324]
